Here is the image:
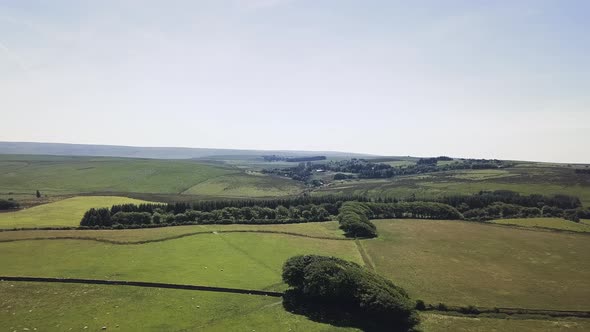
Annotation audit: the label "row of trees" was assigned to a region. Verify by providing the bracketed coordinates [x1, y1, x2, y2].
[325, 158, 510, 178]
[110, 195, 369, 215]
[108, 191, 579, 216]
[575, 169, 590, 174]
[282, 255, 419, 331]
[335, 195, 589, 237]
[364, 201, 464, 220]
[416, 156, 453, 165]
[80, 190, 587, 230]
[439, 190, 582, 211]
[80, 204, 332, 228]
[265, 158, 512, 182]
[461, 203, 590, 222]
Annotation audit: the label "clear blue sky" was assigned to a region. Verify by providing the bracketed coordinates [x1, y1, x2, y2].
[1, 0, 588, 162]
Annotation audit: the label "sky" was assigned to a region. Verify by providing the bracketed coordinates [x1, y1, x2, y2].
[1, 0, 589, 163]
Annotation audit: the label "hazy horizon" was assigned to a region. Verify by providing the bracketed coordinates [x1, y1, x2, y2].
[1, 1, 589, 163]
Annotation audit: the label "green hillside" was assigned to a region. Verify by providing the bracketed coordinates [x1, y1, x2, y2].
[0, 155, 303, 200]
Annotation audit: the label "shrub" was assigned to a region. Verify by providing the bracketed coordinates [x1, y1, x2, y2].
[415, 299, 426, 310]
[564, 209, 581, 222]
[459, 305, 480, 314]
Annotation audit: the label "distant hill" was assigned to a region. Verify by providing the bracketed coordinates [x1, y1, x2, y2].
[0, 141, 373, 160]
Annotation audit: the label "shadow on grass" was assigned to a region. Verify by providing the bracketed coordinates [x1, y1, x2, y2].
[282, 290, 417, 332]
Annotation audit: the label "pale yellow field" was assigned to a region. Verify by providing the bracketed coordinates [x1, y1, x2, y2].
[0, 196, 152, 229]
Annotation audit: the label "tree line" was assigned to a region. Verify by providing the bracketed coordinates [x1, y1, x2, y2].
[324, 158, 510, 178]
[79, 191, 587, 232]
[81, 204, 332, 228]
[439, 190, 581, 210]
[416, 156, 453, 165]
[437, 190, 587, 222]
[263, 158, 513, 183]
[109, 195, 369, 214]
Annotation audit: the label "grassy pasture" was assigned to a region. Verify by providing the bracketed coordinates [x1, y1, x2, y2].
[491, 218, 590, 233]
[0, 154, 232, 195]
[0, 196, 152, 229]
[1, 219, 590, 330]
[0, 221, 346, 242]
[0, 282, 357, 332]
[419, 313, 590, 332]
[0, 154, 304, 200]
[2, 282, 588, 332]
[449, 169, 517, 180]
[182, 173, 304, 198]
[382, 160, 416, 167]
[364, 219, 590, 311]
[0, 232, 362, 291]
[2, 220, 589, 309]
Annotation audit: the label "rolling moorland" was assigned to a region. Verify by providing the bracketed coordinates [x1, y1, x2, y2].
[1, 147, 590, 331]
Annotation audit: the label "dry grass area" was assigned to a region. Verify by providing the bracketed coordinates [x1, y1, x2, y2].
[420, 313, 590, 332]
[362, 219, 590, 310]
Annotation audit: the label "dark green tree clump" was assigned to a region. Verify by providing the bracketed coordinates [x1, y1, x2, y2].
[282, 255, 419, 331]
[80, 203, 332, 228]
[333, 173, 354, 180]
[79, 192, 584, 231]
[440, 190, 581, 211]
[337, 201, 377, 238]
[441, 190, 584, 221]
[0, 199, 19, 211]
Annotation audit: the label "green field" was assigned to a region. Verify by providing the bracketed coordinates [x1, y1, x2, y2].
[0, 196, 151, 229]
[2, 153, 590, 330]
[0, 231, 361, 291]
[419, 313, 590, 332]
[317, 165, 590, 207]
[491, 217, 590, 233]
[0, 155, 303, 200]
[1, 216, 590, 330]
[365, 219, 590, 310]
[3, 282, 589, 332]
[182, 172, 304, 198]
[0, 282, 357, 332]
[4, 155, 590, 207]
[0, 220, 347, 242]
[1, 219, 588, 310]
